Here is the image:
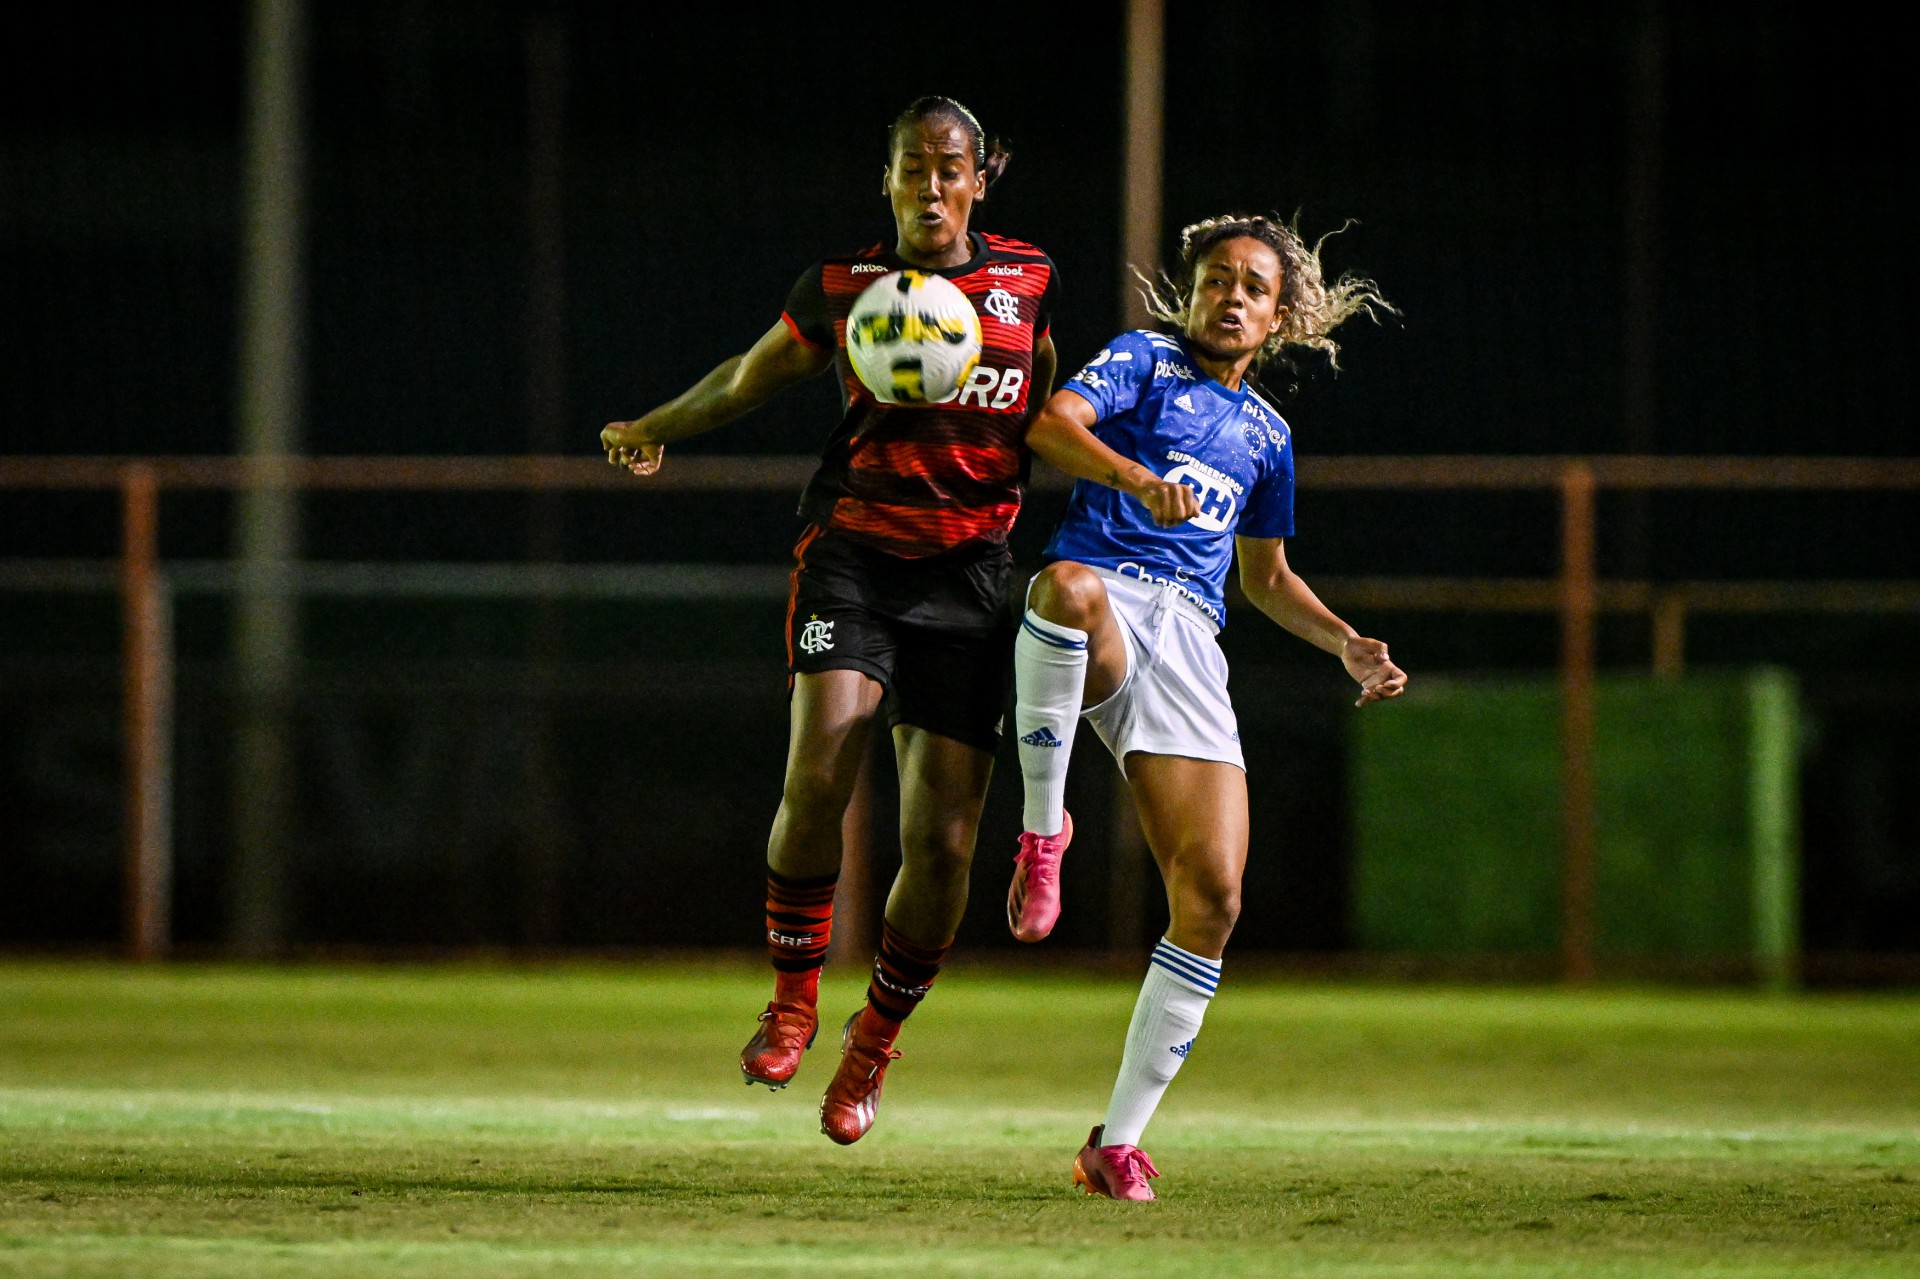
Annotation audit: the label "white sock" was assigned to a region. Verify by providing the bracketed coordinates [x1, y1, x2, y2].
[1013, 608, 1088, 837]
[1100, 938, 1220, 1147]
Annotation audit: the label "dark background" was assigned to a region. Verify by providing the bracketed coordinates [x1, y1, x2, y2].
[2, 1, 1914, 960]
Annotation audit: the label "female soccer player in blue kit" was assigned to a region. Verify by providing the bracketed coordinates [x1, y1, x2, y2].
[1004, 214, 1406, 1200]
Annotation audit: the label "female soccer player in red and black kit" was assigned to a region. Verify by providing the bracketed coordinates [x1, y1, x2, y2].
[601, 97, 1057, 1145]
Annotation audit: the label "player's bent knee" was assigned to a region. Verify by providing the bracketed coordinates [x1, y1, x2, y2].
[1027, 561, 1106, 629]
[1173, 869, 1242, 936]
[899, 822, 976, 879]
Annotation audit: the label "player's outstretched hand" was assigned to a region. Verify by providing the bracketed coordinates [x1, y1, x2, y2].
[1342, 636, 1408, 708]
[600, 421, 665, 477]
[1132, 476, 1201, 528]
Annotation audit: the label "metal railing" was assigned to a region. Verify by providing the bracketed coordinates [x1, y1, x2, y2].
[4, 453, 1918, 976]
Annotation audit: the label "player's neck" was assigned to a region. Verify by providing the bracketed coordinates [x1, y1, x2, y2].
[1186, 343, 1255, 393]
[894, 231, 976, 270]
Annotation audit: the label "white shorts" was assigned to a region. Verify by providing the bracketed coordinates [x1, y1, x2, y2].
[1074, 568, 1244, 771]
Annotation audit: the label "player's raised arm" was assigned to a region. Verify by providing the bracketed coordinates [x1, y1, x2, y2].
[1236, 534, 1407, 707]
[600, 319, 833, 476]
[1024, 389, 1200, 528]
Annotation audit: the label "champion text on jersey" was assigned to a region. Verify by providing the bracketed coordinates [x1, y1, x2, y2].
[1019, 726, 1063, 748]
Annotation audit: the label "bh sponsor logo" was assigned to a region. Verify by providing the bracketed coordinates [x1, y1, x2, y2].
[1161, 452, 1242, 532]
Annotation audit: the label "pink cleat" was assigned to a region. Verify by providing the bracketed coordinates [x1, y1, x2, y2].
[1072, 1124, 1161, 1201]
[1008, 811, 1073, 942]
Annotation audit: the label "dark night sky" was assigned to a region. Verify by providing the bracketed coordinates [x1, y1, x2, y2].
[1, 0, 1914, 574]
[2, 3, 1915, 954]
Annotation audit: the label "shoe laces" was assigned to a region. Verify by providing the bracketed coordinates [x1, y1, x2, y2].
[843, 1025, 903, 1084]
[1015, 836, 1060, 888]
[757, 1002, 814, 1049]
[1108, 1145, 1160, 1184]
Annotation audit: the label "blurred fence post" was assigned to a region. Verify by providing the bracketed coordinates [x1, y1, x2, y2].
[1559, 463, 1598, 982]
[230, 0, 307, 955]
[121, 466, 173, 961]
[1120, 0, 1164, 329]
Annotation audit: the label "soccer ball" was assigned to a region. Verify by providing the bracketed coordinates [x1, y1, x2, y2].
[845, 270, 983, 404]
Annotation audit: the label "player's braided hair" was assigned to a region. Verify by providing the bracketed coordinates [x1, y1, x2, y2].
[887, 96, 1011, 188]
[1136, 213, 1395, 371]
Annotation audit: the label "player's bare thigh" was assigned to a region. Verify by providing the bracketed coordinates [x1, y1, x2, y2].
[1026, 561, 1129, 707]
[1122, 753, 1250, 960]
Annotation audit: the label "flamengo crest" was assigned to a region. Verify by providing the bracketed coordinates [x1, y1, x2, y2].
[798, 618, 835, 654]
[982, 288, 1022, 325]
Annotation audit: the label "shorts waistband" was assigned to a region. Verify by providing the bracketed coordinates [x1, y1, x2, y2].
[1089, 566, 1222, 636]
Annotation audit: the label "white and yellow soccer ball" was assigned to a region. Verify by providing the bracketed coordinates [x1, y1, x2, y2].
[845, 270, 983, 404]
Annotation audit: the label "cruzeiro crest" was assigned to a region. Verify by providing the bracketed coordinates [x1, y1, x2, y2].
[797, 616, 835, 655]
[982, 287, 1022, 326]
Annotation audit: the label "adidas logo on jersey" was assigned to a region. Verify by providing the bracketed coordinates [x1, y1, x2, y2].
[1019, 726, 1063, 748]
[1170, 1038, 1195, 1058]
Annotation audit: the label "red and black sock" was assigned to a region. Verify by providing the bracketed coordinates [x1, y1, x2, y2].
[766, 868, 836, 1007]
[864, 920, 950, 1025]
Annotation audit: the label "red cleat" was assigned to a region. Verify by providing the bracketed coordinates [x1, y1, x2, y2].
[1008, 811, 1073, 942]
[1073, 1124, 1161, 1201]
[818, 1008, 902, 1145]
[739, 1000, 817, 1089]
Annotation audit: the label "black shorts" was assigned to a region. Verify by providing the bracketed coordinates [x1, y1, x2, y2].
[784, 526, 1016, 753]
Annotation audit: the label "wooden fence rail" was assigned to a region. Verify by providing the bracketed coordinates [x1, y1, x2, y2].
[3, 454, 1916, 973]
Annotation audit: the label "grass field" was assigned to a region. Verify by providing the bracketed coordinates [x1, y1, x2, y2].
[1, 960, 1916, 1277]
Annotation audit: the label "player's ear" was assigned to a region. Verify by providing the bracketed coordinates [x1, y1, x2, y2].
[880, 164, 890, 196]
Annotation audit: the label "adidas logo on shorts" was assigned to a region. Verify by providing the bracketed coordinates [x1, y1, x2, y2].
[1019, 726, 1063, 748]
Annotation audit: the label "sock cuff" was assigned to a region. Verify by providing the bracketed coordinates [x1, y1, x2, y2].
[1020, 609, 1088, 651]
[878, 920, 951, 971]
[767, 867, 840, 893]
[1149, 938, 1222, 997]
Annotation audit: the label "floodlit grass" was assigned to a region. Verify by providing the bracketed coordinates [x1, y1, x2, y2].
[1, 961, 1916, 1277]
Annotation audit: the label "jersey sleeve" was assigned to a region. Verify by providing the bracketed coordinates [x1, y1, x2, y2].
[1034, 258, 1059, 342]
[1060, 330, 1154, 421]
[1237, 438, 1296, 539]
[780, 264, 831, 350]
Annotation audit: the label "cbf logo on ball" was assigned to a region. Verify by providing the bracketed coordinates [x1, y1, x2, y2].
[846, 270, 983, 404]
[1161, 458, 1239, 531]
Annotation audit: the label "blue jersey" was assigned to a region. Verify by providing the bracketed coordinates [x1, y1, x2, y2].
[1043, 330, 1295, 629]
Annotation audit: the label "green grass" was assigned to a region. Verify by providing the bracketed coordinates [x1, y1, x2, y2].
[1, 961, 1916, 1277]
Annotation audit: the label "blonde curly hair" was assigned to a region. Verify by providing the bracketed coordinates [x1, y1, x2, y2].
[1136, 213, 1395, 371]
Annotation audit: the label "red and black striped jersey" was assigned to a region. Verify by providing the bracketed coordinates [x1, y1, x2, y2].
[781, 232, 1059, 559]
